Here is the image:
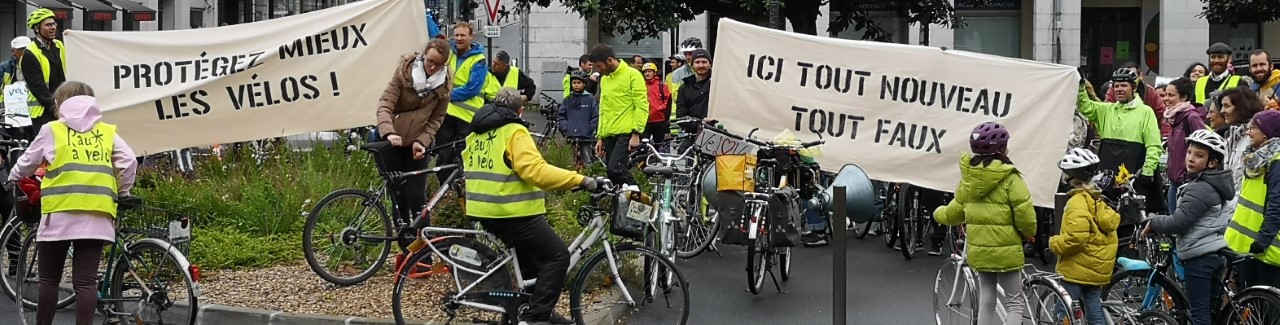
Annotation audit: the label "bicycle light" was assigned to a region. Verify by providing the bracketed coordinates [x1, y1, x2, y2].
[189, 264, 201, 282]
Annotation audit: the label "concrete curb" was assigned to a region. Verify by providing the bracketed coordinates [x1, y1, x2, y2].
[194, 304, 472, 325]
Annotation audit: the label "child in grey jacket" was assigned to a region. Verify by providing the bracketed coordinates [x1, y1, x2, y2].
[1142, 129, 1232, 325]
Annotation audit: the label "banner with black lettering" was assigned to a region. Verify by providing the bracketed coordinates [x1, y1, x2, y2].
[64, 0, 426, 154]
[709, 19, 1076, 208]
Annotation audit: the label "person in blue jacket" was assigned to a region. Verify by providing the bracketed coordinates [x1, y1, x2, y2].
[557, 70, 598, 169]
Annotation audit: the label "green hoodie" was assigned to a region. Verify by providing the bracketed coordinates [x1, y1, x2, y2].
[934, 153, 1038, 272]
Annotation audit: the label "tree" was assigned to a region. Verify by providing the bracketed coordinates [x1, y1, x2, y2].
[510, 0, 984, 43]
[1199, 0, 1280, 26]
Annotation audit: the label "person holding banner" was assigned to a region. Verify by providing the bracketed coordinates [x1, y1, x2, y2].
[589, 44, 648, 186]
[439, 22, 489, 168]
[376, 38, 452, 227]
[1077, 68, 1165, 217]
[933, 122, 1036, 325]
[20, 9, 66, 134]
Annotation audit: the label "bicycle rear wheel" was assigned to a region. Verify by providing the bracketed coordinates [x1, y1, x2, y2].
[746, 213, 769, 295]
[392, 236, 515, 324]
[569, 243, 689, 325]
[107, 240, 199, 325]
[3, 217, 75, 310]
[302, 188, 393, 286]
[1101, 268, 1191, 323]
[1217, 288, 1280, 325]
[1025, 276, 1080, 325]
[932, 258, 976, 325]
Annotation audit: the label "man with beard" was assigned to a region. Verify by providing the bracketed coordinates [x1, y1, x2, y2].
[1248, 50, 1280, 109]
[590, 44, 648, 186]
[1195, 43, 1249, 105]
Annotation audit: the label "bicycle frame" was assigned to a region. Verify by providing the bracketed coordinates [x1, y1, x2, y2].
[417, 201, 639, 315]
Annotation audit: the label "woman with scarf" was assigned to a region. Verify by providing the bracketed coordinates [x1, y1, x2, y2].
[376, 38, 451, 231]
[1163, 78, 1208, 213]
[1225, 110, 1280, 288]
[1219, 88, 1267, 226]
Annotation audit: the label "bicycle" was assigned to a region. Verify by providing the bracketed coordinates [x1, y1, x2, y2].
[932, 224, 1083, 325]
[730, 129, 822, 294]
[633, 136, 699, 263]
[531, 92, 563, 148]
[389, 178, 690, 325]
[301, 139, 467, 286]
[13, 196, 199, 325]
[660, 117, 726, 259]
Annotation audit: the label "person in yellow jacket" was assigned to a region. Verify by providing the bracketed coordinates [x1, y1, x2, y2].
[1050, 148, 1120, 325]
[1226, 109, 1280, 288]
[437, 21, 488, 167]
[463, 87, 597, 325]
[588, 44, 648, 186]
[20, 8, 67, 133]
[1196, 43, 1250, 105]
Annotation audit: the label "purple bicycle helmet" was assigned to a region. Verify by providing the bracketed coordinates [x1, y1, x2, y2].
[970, 122, 1010, 155]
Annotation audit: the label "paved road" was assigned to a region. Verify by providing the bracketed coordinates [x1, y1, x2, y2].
[668, 232, 944, 324]
[0, 291, 94, 324]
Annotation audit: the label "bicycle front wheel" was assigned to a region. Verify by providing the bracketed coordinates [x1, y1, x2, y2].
[675, 170, 718, 259]
[1101, 268, 1190, 323]
[898, 184, 921, 259]
[302, 188, 393, 286]
[569, 243, 689, 325]
[932, 258, 976, 325]
[108, 240, 199, 325]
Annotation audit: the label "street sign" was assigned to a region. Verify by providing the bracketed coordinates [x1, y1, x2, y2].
[484, 0, 501, 23]
[484, 26, 500, 38]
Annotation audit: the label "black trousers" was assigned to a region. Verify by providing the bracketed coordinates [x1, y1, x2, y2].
[602, 135, 635, 186]
[381, 144, 428, 224]
[434, 115, 470, 167]
[477, 216, 569, 321]
[642, 121, 669, 145]
[38, 239, 105, 325]
[1239, 259, 1280, 289]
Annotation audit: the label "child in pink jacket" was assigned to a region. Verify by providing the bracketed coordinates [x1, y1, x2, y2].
[9, 95, 136, 324]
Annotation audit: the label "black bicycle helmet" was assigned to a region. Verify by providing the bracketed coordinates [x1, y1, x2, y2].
[569, 69, 590, 82]
[680, 37, 704, 52]
[1111, 68, 1138, 87]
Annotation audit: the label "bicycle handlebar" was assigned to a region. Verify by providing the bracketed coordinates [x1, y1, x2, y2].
[0, 139, 28, 147]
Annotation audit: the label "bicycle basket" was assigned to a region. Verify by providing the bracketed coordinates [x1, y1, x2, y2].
[610, 191, 651, 241]
[116, 199, 196, 254]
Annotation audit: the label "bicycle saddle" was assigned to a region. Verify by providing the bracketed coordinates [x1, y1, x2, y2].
[1217, 248, 1253, 264]
[1116, 257, 1152, 272]
[642, 166, 675, 177]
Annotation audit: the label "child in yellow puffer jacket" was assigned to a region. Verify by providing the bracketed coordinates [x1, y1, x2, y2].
[1050, 148, 1121, 325]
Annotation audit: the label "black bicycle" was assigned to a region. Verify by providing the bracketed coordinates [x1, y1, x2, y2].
[531, 92, 563, 147]
[301, 139, 466, 286]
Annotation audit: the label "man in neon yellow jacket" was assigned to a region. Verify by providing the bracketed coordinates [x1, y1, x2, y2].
[588, 44, 648, 186]
[437, 22, 488, 167]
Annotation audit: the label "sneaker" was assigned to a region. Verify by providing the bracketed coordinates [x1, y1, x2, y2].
[518, 321, 551, 325]
[928, 246, 943, 256]
[801, 232, 828, 247]
[549, 312, 574, 324]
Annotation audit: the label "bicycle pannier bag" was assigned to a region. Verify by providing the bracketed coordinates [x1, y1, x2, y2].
[716, 154, 756, 192]
[768, 188, 802, 247]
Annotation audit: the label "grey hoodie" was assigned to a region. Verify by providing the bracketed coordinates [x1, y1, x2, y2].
[1147, 168, 1233, 259]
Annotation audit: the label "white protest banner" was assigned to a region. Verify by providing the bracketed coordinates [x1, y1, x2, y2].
[65, 0, 427, 155]
[709, 19, 1077, 208]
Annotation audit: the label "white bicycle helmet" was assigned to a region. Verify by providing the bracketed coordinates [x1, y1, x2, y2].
[1059, 148, 1100, 171]
[1187, 129, 1228, 158]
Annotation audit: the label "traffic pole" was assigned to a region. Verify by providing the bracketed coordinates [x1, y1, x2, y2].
[833, 186, 847, 325]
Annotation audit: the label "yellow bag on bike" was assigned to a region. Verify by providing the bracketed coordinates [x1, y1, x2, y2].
[716, 154, 756, 192]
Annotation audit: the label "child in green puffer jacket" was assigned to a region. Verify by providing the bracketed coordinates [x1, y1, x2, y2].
[934, 122, 1038, 325]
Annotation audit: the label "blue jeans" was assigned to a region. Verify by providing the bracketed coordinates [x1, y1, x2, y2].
[1167, 180, 1182, 216]
[1182, 254, 1224, 325]
[1062, 282, 1105, 325]
[801, 198, 826, 232]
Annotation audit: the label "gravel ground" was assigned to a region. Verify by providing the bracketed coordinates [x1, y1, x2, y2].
[199, 261, 580, 323]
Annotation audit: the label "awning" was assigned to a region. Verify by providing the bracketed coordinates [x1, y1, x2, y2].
[68, 0, 118, 21]
[23, 0, 74, 20]
[99, 0, 155, 21]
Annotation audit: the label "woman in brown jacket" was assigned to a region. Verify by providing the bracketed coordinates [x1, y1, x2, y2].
[377, 38, 451, 224]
